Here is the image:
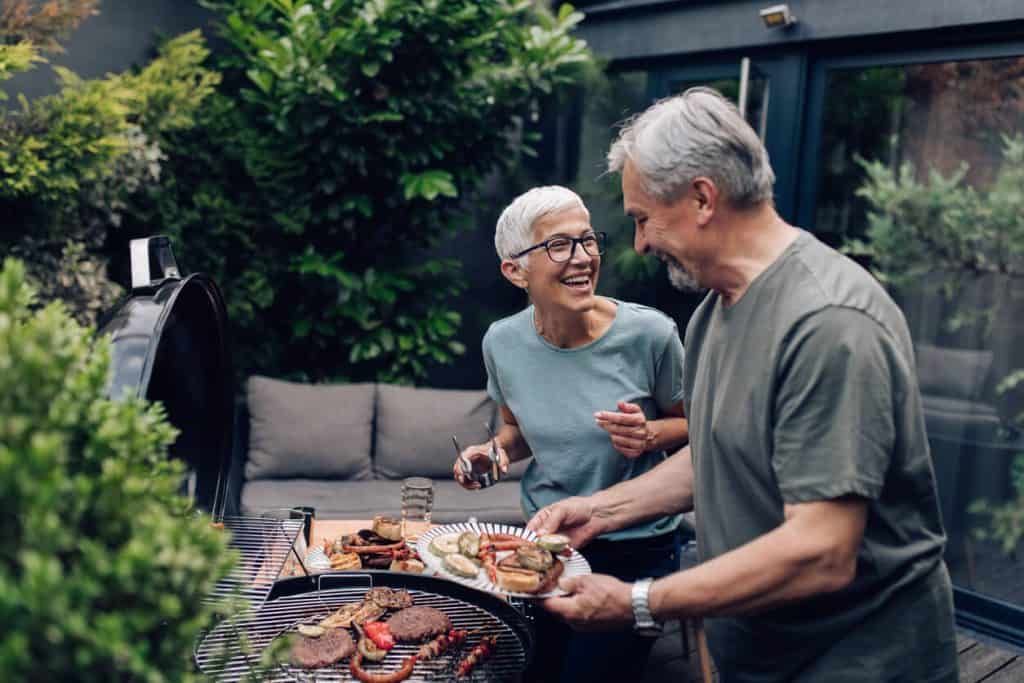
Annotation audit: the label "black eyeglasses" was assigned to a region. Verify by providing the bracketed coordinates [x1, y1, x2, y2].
[511, 232, 607, 263]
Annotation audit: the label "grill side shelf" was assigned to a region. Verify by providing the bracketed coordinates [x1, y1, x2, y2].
[206, 515, 305, 610]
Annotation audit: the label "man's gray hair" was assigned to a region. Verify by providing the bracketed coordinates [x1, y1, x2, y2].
[494, 185, 588, 263]
[607, 87, 775, 208]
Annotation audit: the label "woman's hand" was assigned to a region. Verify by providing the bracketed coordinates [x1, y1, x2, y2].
[595, 401, 651, 458]
[452, 444, 509, 490]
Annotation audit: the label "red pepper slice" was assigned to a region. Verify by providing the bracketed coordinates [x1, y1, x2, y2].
[363, 621, 396, 650]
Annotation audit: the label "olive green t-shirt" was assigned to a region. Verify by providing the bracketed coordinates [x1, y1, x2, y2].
[683, 230, 957, 682]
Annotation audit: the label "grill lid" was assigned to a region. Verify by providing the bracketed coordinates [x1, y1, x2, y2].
[98, 236, 233, 514]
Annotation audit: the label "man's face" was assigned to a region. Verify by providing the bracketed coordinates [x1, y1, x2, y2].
[622, 161, 705, 292]
[521, 206, 602, 313]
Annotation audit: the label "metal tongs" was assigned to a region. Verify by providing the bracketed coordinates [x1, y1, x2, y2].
[453, 421, 502, 488]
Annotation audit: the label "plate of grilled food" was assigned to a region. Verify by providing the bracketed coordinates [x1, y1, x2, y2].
[416, 522, 591, 599]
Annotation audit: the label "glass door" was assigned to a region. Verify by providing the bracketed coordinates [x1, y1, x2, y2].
[800, 44, 1024, 647]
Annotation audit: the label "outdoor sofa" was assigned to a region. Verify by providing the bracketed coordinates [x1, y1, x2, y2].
[226, 375, 528, 524]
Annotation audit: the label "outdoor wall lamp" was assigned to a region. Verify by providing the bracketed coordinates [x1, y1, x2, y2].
[759, 4, 798, 29]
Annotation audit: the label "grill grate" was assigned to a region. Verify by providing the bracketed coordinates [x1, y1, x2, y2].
[207, 515, 306, 609]
[195, 574, 531, 682]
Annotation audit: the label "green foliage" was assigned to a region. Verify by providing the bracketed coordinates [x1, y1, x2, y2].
[0, 41, 44, 90]
[0, 30, 220, 325]
[0, 30, 218, 204]
[135, 0, 594, 382]
[0, 258, 235, 681]
[969, 453, 1024, 555]
[852, 135, 1024, 555]
[849, 134, 1024, 291]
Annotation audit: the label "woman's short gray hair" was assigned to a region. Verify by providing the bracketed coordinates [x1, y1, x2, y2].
[494, 185, 588, 264]
[607, 87, 775, 208]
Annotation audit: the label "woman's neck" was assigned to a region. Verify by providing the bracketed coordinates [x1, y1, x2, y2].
[533, 298, 615, 349]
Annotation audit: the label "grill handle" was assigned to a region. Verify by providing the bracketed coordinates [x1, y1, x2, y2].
[316, 572, 375, 612]
[130, 235, 181, 291]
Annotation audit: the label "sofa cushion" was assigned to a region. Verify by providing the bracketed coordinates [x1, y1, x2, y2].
[240, 479, 525, 525]
[246, 376, 375, 481]
[375, 385, 499, 479]
[916, 343, 993, 401]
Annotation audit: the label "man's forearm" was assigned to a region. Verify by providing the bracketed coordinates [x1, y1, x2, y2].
[589, 446, 694, 534]
[649, 500, 865, 620]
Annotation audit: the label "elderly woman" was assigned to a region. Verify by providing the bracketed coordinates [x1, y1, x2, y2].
[453, 185, 688, 683]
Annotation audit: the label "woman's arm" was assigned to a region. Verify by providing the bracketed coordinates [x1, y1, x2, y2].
[595, 400, 688, 458]
[453, 405, 532, 489]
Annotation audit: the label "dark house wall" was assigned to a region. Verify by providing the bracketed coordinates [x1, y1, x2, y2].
[3, 0, 216, 100]
[579, 0, 1024, 61]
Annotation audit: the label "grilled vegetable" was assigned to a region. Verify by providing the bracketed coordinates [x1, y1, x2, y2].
[515, 544, 554, 571]
[458, 531, 481, 558]
[297, 624, 325, 638]
[428, 534, 462, 557]
[362, 621, 396, 650]
[443, 552, 480, 578]
[536, 534, 570, 553]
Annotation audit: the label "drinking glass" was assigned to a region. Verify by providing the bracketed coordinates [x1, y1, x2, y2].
[400, 476, 434, 538]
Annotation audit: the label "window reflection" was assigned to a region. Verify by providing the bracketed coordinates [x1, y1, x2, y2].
[815, 56, 1024, 605]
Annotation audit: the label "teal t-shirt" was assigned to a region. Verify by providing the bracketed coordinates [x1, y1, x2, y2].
[483, 298, 684, 541]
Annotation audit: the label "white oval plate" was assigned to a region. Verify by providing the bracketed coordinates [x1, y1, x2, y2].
[416, 522, 590, 599]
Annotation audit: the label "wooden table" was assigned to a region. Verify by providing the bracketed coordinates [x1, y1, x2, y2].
[310, 518, 432, 551]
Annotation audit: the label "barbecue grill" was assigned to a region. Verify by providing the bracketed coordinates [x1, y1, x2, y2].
[195, 571, 534, 682]
[98, 236, 537, 680]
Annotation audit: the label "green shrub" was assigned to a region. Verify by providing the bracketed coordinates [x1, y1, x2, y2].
[0, 257, 235, 681]
[132, 0, 594, 382]
[0, 30, 220, 325]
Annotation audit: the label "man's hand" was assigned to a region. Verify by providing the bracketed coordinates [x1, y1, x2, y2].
[527, 496, 603, 548]
[452, 444, 509, 490]
[540, 574, 634, 631]
[595, 401, 650, 458]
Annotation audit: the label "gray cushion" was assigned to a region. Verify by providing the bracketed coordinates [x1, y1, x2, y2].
[374, 385, 498, 479]
[240, 479, 525, 525]
[916, 343, 993, 401]
[245, 376, 375, 481]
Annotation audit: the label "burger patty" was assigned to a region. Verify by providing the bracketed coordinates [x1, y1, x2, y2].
[386, 606, 452, 643]
[366, 587, 414, 609]
[290, 628, 355, 668]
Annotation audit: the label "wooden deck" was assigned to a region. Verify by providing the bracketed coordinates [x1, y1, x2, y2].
[642, 627, 1021, 682]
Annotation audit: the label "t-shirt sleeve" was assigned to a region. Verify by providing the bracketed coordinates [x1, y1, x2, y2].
[772, 307, 897, 503]
[654, 323, 686, 412]
[482, 330, 505, 407]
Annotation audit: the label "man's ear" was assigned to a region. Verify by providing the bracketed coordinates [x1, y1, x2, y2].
[500, 259, 529, 289]
[692, 177, 718, 227]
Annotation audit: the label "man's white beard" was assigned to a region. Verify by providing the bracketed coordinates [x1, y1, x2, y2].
[666, 260, 703, 292]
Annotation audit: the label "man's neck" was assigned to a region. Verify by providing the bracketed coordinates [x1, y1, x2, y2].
[708, 205, 799, 307]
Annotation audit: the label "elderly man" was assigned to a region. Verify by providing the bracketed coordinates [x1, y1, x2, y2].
[527, 87, 958, 682]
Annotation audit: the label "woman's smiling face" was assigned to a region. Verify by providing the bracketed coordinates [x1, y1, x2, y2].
[522, 206, 601, 315]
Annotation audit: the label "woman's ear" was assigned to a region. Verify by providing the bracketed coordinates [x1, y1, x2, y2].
[500, 259, 529, 290]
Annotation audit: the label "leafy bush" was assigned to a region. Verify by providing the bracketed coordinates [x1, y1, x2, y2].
[0, 29, 220, 325]
[131, 0, 594, 383]
[0, 257, 235, 681]
[851, 135, 1024, 555]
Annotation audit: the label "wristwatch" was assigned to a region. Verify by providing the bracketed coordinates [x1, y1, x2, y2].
[631, 578, 663, 636]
